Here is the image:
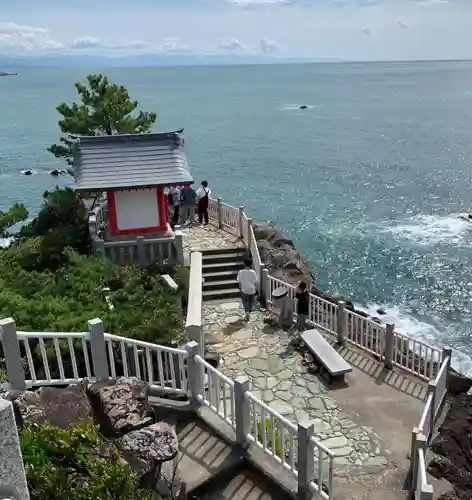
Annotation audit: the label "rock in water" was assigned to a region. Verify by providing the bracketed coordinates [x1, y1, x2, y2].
[20, 169, 33, 176]
[88, 376, 152, 436]
[299, 105, 308, 109]
[447, 367, 472, 395]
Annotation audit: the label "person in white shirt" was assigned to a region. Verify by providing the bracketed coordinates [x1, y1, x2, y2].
[195, 180, 211, 226]
[237, 258, 259, 320]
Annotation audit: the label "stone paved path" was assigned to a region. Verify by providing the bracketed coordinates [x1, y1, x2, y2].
[182, 223, 243, 253]
[203, 301, 390, 470]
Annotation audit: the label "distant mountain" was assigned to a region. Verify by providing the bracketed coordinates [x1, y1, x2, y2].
[0, 53, 343, 69]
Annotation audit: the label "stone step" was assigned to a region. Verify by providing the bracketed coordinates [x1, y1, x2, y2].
[201, 247, 246, 257]
[202, 251, 246, 265]
[202, 261, 245, 273]
[194, 468, 292, 499]
[176, 419, 242, 492]
[203, 279, 239, 292]
[202, 269, 239, 282]
[203, 288, 242, 302]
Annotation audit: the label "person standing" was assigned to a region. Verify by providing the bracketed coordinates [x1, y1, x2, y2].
[237, 258, 259, 321]
[196, 180, 211, 226]
[180, 184, 197, 225]
[295, 281, 309, 331]
[168, 186, 181, 227]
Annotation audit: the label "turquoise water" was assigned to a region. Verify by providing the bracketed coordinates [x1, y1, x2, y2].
[1, 61, 472, 371]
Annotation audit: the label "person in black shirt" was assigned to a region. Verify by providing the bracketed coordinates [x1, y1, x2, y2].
[295, 281, 309, 331]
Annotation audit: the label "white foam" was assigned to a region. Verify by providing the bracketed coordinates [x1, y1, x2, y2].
[0, 237, 13, 249]
[383, 213, 472, 246]
[361, 302, 472, 376]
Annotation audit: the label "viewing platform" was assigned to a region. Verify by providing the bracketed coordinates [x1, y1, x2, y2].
[0, 132, 456, 500]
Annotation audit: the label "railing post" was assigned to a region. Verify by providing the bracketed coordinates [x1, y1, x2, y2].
[174, 227, 184, 265]
[0, 318, 26, 390]
[297, 421, 315, 500]
[247, 217, 253, 249]
[384, 323, 395, 369]
[239, 206, 245, 240]
[136, 235, 146, 266]
[217, 197, 223, 229]
[88, 318, 110, 380]
[234, 376, 250, 446]
[442, 346, 452, 390]
[336, 300, 346, 345]
[185, 341, 203, 404]
[410, 430, 431, 497]
[409, 426, 420, 492]
[427, 380, 437, 436]
[263, 268, 271, 306]
[259, 263, 266, 300]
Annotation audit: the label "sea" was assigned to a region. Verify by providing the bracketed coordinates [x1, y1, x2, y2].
[1, 60, 472, 373]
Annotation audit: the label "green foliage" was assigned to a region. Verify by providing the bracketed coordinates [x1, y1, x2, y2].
[20, 422, 155, 500]
[0, 203, 28, 238]
[0, 248, 185, 342]
[14, 187, 90, 269]
[254, 417, 283, 458]
[48, 74, 157, 166]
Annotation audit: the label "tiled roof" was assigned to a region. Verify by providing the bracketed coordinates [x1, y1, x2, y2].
[73, 131, 193, 191]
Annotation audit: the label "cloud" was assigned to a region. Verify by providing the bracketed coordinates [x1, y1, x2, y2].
[70, 37, 146, 51]
[0, 22, 64, 52]
[260, 37, 277, 53]
[159, 37, 193, 53]
[219, 38, 242, 51]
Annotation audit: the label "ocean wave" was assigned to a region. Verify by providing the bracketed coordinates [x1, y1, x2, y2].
[361, 302, 472, 376]
[381, 213, 472, 246]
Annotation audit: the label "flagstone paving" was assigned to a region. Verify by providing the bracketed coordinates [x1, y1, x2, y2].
[202, 300, 391, 470]
[182, 222, 244, 253]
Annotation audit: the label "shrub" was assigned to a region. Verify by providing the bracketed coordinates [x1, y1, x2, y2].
[20, 422, 155, 500]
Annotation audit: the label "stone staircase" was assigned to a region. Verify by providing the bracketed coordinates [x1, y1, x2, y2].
[202, 248, 246, 302]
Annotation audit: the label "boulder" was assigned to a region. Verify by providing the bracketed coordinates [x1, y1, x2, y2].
[156, 458, 186, 499]
[118, 421, 179, 490]
[11, 382, 92, 427]
[447, 368, 472, 395]
[88, 376, 152, 436]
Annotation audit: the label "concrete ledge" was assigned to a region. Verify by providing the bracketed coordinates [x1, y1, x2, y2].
[0, 398, 29, 500]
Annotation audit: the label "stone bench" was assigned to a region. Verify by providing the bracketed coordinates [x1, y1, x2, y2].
[301, 329, 352, 383]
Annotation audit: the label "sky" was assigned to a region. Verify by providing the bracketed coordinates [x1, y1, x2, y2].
[0, 0, 472, 61]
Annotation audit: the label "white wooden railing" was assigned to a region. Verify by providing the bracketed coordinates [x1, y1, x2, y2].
[104, 334, 188, 394]
[195, 354, 236, 428]
[393, 331, 442, 381]
[246, 391, 299, 474]
[410, 350, 452, 498]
